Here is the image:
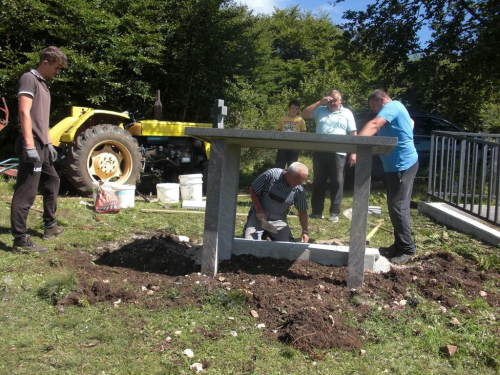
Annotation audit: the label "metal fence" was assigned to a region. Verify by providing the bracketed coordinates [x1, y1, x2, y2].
[427, 131, 500, 227]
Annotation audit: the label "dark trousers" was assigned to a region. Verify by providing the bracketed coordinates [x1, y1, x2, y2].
[311, 152, 346, 215]
[275, 150, 299, 169]
[385, 161, 419, 254]
[11, 137, 60, 238]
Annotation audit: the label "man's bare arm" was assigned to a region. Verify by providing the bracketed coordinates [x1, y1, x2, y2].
[18, 94, 34, 148]
[358, 116, 387, 137]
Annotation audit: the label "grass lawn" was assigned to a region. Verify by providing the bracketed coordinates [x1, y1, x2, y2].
[0, 175, 499, 375]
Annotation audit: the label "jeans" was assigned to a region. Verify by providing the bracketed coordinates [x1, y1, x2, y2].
[275, 150, 299, 169]
[311, 152, 346, 215]
[385, 161, 419, 254]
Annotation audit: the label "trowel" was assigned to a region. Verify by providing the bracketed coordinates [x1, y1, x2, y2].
[261, 219, 278, 233]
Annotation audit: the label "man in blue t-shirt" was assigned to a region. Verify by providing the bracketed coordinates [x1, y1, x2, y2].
[359, 90, 419, 265]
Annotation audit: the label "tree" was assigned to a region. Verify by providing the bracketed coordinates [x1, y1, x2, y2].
[332, 0, 500, 130]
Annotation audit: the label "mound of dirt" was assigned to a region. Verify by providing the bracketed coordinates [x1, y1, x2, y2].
[52, 231, 499, 352]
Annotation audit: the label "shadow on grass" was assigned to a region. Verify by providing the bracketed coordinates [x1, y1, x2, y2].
[0, 226, 44, 252]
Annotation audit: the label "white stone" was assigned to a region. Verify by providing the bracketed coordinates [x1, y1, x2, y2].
[189, 363, 203, 373]
[183, 349, 194, 358]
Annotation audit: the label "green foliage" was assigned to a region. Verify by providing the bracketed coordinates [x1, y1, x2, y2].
[199, 288, 246, 309]
[334, 0, 500, 129]
[37, 267, 77, 304]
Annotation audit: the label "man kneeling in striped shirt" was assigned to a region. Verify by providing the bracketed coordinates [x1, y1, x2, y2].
[243, 162, 310, 243]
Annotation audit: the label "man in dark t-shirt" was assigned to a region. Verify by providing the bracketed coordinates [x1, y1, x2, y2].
[10, 46, 68, 253]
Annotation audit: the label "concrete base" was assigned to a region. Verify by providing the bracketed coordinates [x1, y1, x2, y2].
[418, 201, 500, 247]
[233, 238, 380, 270]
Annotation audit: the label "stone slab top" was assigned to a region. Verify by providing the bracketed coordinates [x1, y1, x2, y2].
[184, 128, 397, 155]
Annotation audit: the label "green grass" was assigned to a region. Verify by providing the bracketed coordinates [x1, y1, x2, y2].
[1, 174, 499, 374]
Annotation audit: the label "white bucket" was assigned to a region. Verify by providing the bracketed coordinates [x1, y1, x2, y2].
[112, 184, 136, 208]
[92, 181, 136, 208]
[178, 174, 203, 201]
[157, 183, 180, 203]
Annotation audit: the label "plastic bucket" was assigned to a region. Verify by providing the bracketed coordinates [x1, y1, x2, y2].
[92, 181, 136, 208]
[178, 174, 203, 201]
[112, 184, 136, 208]
[157, 183, 180, 203]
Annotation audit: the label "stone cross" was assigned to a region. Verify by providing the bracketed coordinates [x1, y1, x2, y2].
[211, 99, 227, 129]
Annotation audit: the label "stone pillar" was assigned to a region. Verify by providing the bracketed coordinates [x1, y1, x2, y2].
[201, 139, 241, 275]
[347, 146, 372, 288]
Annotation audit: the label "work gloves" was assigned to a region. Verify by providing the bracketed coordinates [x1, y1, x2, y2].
[47, 143, 57, 162]
[24, 144, 57, 164]
[25, 148, 40, 164]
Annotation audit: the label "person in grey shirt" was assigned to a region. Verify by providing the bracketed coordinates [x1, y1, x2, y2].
[11, 46, 67, 253]
[243, 162, 310, 243]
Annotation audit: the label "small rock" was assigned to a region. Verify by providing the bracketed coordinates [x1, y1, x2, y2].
[218, 276, 226, 282]
[318, 284, 325, 290]
[256, 323, 265, 329]
[58, 306, 65, 313]
[412, 276, 418, 281]
[479, 291, 487, 297]
[149, 285, 160, 291]
[360, 349, 367, 356]
[175, 235, 190, 243]
[230, 331, 237, 337]
[438, 306, 447, 313]
[312, 361, 317, 366]
[141, 286, 148, 291]
[189, 363, 203, 373]
[183, 349, 194, 358]
[228, 317, 235, 321]
[174, 331, 182, 336]
[250, 310, 259, 318]
[439, 345, 457, 357]
[146, 290, 154, 295]
[165, 336, 172, 342]
[113, 298, 121, 305]
[450, 317, 461, 325]
[102, 279, 110, 284]
[400, 299, 407, 306]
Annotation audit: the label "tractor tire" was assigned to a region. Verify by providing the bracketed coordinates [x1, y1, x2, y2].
[67, 124, 142, 196]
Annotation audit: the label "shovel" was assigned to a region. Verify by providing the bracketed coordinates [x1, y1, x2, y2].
[261, 219, 278, 234]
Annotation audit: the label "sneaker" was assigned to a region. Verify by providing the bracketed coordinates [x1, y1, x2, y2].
[43, 225, 65, 239]
[391, 253, 414, 265]
[329, 213, 339, 223]
[308, 214, 324, 219]
[378, 244, 399, 258]
[13, 235, 48, 254]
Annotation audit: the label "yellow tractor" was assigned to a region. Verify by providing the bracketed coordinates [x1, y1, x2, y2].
[49, 106, 211, 196]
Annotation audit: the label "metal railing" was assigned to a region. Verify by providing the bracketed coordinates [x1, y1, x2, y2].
[427, 131, 500, 226]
